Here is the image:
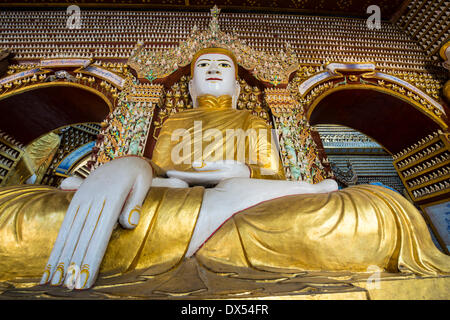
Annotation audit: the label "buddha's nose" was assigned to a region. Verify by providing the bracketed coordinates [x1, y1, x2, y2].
[207, 65, 221, 75]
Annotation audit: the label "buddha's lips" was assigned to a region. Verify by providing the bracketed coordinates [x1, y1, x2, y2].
[206, 78, 222, 81]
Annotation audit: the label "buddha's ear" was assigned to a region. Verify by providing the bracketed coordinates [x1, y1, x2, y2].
[232, 80, 241, 109]
[188, 78, 198, 108]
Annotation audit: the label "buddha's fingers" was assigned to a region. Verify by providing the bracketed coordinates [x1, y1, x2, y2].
[192, 161, 222, 171]
[63, 197, 108, 289]
[151, 177, 189, 188]
[119, 174, 152, 229]
[49, 199, 94, 286]
[60, 176, 84, 191]
[40, 195, 90, 285]
[192, 161, 250, 181]
[75, 200, 125, 289]
[68, 179, 153, 289]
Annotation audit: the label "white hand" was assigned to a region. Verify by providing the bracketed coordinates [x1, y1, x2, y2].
[59, 176, 84, 191]
[40, 156, 153, 290]
[166, 160, 250, 186]
[151, 177, 189, 188]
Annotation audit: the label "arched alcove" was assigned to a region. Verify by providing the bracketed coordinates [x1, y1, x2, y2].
[307, 87, 444, 155]
[0, 84, 111, 145]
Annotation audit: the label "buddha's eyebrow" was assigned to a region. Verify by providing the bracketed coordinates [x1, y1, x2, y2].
[197, 58, 232, 63]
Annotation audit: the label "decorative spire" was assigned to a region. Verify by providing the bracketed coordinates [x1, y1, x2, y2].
[127, 6, 298, 87]
[209, 5, 221, 36]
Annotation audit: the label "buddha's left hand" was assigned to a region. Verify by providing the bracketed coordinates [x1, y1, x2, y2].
[166, 160, 250, 186]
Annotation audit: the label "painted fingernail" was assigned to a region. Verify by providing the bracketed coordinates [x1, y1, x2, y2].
[40, 274, 48, 285]
[76, 265, 90, 290]
[50, 269, 63, 286]
[40, 265, 51, 285]
[128, 206, 141, 227]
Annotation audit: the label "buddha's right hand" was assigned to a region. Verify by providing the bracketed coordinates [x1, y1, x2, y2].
[40, 156, 153, 290]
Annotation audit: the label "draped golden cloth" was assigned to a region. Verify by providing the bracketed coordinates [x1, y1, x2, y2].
[0, 183, 448, 283]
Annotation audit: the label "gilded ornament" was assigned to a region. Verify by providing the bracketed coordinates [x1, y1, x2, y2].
[443, 80, 450, 103]
[128, 8, 298, 86]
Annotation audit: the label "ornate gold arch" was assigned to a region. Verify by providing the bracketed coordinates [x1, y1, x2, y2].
[0, 60, 132, 111]
[0, 82, 114, 112]
[289, 64, 448, 131]
[306, 84, 448, 131]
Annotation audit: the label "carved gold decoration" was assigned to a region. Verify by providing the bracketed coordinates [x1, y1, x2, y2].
[264, 87, 329, 183]
[388, 71, 443, 101]
[128, 6, 298, 86]
[294, 65, 448, 130]
[91, 79, 163, 169]
[443, 80, 450, 104]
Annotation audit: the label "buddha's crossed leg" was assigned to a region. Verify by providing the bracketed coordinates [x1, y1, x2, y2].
[186, 177, 338, 257]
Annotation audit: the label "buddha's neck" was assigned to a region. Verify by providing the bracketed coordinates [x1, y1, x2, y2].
[196, 95, 233, 109]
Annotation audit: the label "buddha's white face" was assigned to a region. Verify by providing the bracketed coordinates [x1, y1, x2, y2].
[189, 53, 240, 108]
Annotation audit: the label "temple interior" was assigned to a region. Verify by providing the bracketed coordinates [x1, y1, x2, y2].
[0, 0, 449, 300]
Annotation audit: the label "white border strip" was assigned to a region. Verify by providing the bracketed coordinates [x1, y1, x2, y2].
[375, 72, 445, 114]
[82, 65, 126, 89]
[39, 58, 91, 68]
[0, 68, 42, 85]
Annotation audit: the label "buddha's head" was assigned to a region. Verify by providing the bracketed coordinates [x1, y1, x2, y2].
[189, 48, 240, 108]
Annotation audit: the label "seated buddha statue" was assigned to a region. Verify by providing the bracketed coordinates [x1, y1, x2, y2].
[0, 48, 448, 292]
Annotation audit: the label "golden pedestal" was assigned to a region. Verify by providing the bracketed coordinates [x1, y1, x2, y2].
[0, 258, 448, 300]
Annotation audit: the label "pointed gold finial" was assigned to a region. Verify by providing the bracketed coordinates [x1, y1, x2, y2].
[209, 5, 221, 35]
[210, 5, 221, 18]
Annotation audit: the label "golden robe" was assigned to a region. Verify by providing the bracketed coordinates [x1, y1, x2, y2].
[0, 98, 449, 284]
[152, 95, 285, 180]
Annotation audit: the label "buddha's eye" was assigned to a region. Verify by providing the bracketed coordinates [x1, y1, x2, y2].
[197, 62, 209, 68]
[219, 63, 231, 68]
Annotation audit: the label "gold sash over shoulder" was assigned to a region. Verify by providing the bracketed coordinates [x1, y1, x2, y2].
[0, 183, 448, 283]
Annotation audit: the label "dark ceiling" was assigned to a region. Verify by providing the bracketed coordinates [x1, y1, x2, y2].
[0, 0, 410, 19]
